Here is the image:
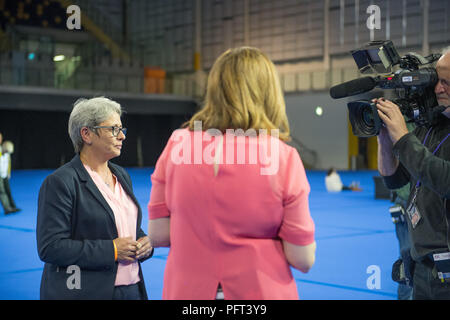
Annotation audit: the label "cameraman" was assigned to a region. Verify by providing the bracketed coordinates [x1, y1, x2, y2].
[376, 48, 450, 300]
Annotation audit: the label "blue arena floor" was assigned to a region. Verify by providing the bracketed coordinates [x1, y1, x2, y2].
[0, 168, 399, 300]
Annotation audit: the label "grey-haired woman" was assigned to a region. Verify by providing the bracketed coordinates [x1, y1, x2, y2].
[37, 97, 153, 300]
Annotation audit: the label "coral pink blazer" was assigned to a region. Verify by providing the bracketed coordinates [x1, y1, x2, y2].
[148, 128, 315, 299]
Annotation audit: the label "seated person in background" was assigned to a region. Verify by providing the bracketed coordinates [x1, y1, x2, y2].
[325, 167, 362, 192]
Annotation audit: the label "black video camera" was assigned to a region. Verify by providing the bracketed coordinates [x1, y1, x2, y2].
[330, 40, 443, 137]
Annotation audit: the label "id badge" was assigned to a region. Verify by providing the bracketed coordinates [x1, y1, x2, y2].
[406, 187, 422, 228]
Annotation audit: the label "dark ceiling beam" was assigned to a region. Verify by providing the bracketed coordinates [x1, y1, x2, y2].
[0, 85, 198, 115]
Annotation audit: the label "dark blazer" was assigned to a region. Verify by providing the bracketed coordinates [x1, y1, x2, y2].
[36, 154, 152, 300]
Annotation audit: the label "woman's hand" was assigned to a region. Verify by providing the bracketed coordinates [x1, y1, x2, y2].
[113, 237, 139, 263]
[135, 236, 153, 260]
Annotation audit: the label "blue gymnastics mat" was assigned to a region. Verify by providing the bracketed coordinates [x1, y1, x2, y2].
[0, 168, 398, 300]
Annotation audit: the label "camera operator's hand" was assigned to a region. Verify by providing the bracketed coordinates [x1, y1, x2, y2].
[375, 98, 409, 144]
[373, 98, 400, 176]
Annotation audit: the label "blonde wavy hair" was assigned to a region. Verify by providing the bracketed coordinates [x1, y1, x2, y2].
[185, 47, 291, 141]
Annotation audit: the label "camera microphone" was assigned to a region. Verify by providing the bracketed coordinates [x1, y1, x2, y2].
[330, 76, 378, 99]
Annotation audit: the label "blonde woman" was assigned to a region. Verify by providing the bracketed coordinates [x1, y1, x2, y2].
[148, 47, 316, 299]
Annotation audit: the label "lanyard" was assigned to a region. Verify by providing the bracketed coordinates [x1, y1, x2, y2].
[415, 127, 450, 188]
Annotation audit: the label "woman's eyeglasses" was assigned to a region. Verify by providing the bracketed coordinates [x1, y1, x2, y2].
[90, 126, 127, 137]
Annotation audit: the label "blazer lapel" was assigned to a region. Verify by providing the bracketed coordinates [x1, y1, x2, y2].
[70, 155, 117, 227]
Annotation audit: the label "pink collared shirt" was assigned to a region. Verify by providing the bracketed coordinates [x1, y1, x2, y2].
[84, 164, 140, 286]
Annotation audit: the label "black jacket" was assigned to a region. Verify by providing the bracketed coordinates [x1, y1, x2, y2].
[36, 155, 152, 299]
[383, 114, 450, 261]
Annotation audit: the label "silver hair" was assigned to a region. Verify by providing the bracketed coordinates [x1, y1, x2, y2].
[68, 97, 122, 153]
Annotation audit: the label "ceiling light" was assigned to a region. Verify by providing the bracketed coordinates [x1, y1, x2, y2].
[53, 55, 65, 62]
[315, 106, 323, 116]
